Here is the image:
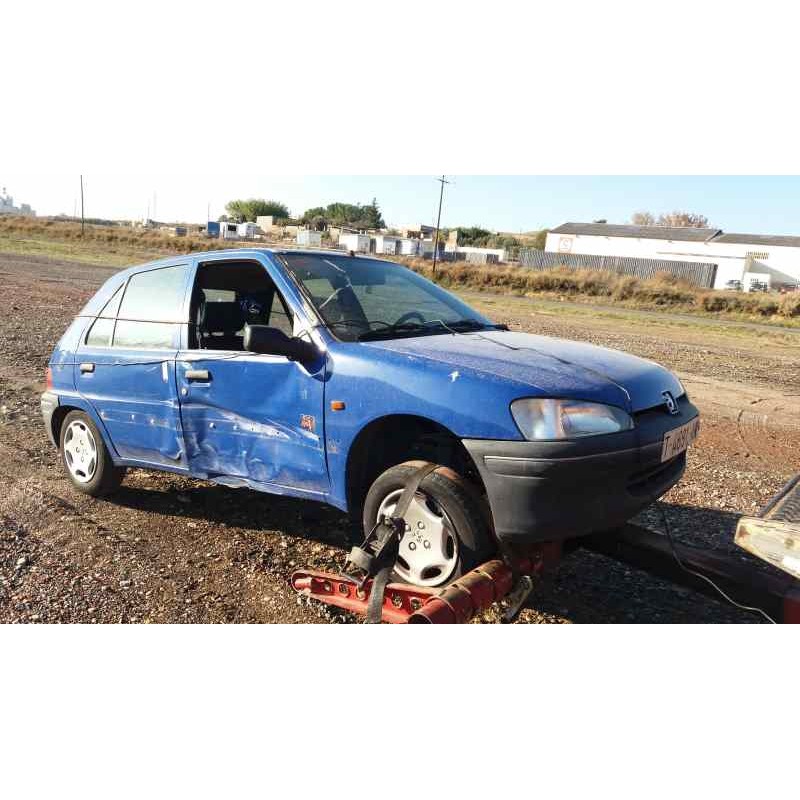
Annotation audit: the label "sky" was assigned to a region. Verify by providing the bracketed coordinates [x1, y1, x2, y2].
[3, 175, 800, 236]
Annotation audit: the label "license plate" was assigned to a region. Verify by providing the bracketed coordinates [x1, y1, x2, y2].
[661, 417, 700, 463]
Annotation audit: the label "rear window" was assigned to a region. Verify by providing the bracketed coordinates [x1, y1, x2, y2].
[118, 265, 189, 322]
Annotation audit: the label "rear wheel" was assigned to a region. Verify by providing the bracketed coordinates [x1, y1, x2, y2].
[362, 461, 493, 588]
[59, 411, 126, 496]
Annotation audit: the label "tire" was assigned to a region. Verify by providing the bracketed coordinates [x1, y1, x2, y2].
[59, 410, 126, 497]
[362, 461, 494, 588]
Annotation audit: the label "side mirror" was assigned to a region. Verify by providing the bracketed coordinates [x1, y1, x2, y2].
[243, 325, 318, 363]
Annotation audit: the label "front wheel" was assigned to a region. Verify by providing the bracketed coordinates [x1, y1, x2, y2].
[362, 461, 493, 588]
[59, 411, 126, 496]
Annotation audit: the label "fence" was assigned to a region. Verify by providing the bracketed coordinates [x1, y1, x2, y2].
[518, 249, 718, 288]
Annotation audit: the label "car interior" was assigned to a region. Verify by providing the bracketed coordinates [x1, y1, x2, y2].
[189, 261, 294, 351]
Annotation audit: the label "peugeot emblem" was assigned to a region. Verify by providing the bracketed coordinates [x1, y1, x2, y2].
[662, 391, 679, 416]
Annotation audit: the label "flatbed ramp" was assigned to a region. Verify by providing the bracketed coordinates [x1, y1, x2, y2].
[736, 474, 800, 582]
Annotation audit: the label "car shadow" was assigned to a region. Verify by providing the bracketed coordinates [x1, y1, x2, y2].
[107, 478, 361, 548]
[523, 501, 770, 624]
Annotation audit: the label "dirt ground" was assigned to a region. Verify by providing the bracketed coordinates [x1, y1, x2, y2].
[1, 252, 798, 624]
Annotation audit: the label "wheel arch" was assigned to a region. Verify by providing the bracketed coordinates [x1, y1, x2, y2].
[344, 413, 488, 518]
[50, 398, 119, 460]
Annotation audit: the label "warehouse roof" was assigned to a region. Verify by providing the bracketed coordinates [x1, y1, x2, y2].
[715, 232, 800, 247]
[550, 222, 722, 243]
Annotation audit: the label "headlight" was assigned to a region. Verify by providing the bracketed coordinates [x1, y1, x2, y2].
[511, 398, 634, 441]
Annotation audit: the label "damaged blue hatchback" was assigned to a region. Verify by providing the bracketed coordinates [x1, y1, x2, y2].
[42, 249, 699, 587]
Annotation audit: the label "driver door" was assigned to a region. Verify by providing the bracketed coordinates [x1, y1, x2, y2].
[176, 257, 329, 496]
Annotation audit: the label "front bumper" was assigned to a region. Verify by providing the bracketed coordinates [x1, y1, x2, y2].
[40, 391, 60, 446]
[464, 400, 699, 545]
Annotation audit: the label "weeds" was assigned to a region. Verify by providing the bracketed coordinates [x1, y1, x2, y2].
[400, 258, 800, 320]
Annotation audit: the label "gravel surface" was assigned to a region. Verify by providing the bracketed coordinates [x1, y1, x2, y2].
[1, 252, 798, 624]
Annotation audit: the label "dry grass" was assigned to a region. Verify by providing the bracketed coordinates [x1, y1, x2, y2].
[397, 258, 800, 321]
[0, 215, 227, 257]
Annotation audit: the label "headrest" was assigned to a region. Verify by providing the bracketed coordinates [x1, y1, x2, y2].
[199, 301, 246, 333]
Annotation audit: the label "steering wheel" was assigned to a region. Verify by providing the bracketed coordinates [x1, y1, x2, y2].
[395, 311, 426, 326]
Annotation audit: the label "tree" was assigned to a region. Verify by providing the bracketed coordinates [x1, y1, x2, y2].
[455, 226, 493, 247]
[362, 198, 384, 230]
[530, 229, 548, 250]
[631, 211, 655, 226]
[299, 199, 385, 231]
[657, 211, 709, 228]
[225, 198, 289, 223]
[631, 210, 709, 228]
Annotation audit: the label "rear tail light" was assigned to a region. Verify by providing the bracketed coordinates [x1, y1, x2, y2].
[45, 367, 53, 390]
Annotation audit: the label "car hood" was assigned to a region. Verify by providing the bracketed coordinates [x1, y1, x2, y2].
[366, 330, 682, 413]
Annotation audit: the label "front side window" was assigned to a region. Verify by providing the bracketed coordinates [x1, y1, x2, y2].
[189, 260, 296, 351]
[118, 265, 189, 323]
[281, 254, 495, 341]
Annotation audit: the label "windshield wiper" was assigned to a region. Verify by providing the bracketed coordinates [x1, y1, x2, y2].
[357, 322, 433, 341]
[438, 319, 507, 332]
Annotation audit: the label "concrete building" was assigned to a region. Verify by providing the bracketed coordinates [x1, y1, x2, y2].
[398, 239, 420, 256]
[0, 187, 35, 216]
[297, 230, 322, 247]
[371, 234, 401, 255]
[256, 215, 278, 234]
[447, 245, 507, 264]
[220, 221, 240, 240]
[339, 233, 371, 253]
[400, 224, 436, 240]
[237, 222, 261, 240]
[546, 222, 800, 290]
[444, 230, 507, 264]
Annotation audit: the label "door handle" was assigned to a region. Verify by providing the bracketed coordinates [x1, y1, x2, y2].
[79, 363, 95, 374]
[185, 369, 211, 382]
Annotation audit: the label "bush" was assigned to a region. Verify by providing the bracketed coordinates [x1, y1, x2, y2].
[778, 293, 800, 317]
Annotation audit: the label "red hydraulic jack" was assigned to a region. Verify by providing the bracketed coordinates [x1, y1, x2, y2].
[291, 543, 562, 624]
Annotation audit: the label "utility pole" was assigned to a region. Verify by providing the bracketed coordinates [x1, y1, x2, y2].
[432, 175, 450, 278]
[80, 175, 85, 236]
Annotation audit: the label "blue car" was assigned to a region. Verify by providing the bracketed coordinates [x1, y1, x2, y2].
[41, 249, 699, 588]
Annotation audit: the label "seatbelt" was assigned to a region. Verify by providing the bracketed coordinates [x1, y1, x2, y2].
[344, 462, 439, 624]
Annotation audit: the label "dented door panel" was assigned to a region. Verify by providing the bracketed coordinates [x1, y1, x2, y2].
[176, 355, 329, 494]
[75, 341, 185, 467]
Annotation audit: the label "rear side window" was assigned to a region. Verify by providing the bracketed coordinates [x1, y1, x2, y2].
[113, 320, 176, 349]
[118, 265, 189, 322]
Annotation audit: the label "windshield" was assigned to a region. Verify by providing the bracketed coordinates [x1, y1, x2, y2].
[281, 253, 497, 342]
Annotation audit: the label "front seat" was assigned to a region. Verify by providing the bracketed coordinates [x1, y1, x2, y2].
[198, 301, 246, 351]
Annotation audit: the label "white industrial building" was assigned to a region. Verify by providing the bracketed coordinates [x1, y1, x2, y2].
[446, 244, 507, 264]
[0, 187, 35, 217]
[546, 223, 800, 291]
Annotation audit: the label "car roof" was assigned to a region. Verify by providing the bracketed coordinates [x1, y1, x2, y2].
[119, 247, 393, 277]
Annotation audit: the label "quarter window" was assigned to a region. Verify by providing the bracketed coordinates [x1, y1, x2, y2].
[85, 317, 115, 347]
[118, 265, 189, 323]
[99, 285, 124, 318]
